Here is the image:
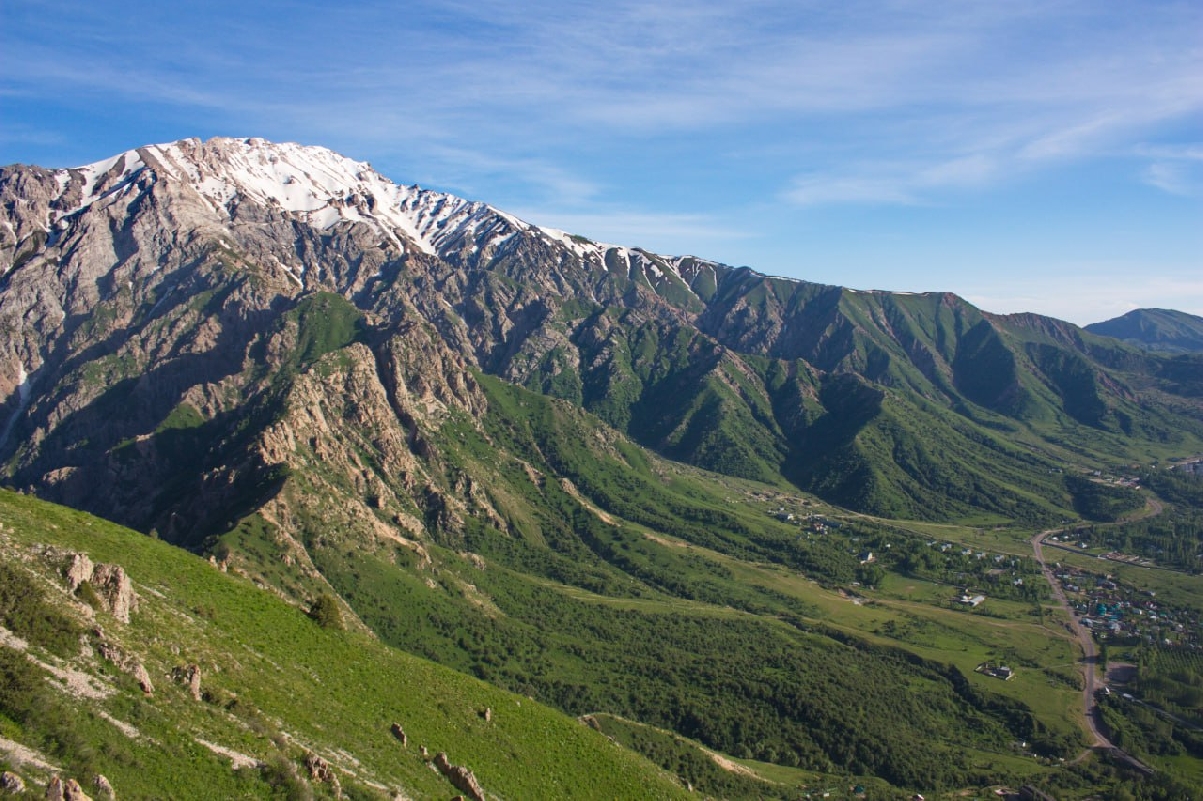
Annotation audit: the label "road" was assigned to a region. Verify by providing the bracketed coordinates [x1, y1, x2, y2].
[1031, 530, 1154, 773]
[1031, 530, 1112, 748]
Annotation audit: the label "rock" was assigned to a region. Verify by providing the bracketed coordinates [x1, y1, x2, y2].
[171, 664, 202, 701]
[389, 722, 407, 747]
[97, 644, 153, 694]
[132, 662, 154, 695]
[431, 753, 485, 801]
[46, 776, 64, 801]
[63, 557, 138, 623]
[480, 707, 491, 722]
[0, 771, 24, 793]
[90, 564, 137, 623]
[63, 778, 92, 801]
[64, 554, 94, 592]
[93, 774, 115, 799]
[419, 745, 428, 758]
[303, 753, 341, 796]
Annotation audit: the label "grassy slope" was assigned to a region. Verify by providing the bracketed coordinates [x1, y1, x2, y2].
[0, 489, 689, 800]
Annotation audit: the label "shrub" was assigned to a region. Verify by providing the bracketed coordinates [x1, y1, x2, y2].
[307, 593, 343, 630]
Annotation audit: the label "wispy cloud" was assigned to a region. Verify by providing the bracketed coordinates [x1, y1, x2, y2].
[1136, 146, 1203, 197]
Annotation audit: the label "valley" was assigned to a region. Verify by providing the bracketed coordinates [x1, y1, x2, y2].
[1, 137, 1201, 799]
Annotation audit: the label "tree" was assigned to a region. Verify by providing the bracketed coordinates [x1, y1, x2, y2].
[308, 592, 344, 630]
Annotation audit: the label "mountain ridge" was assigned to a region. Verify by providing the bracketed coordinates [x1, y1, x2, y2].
[3, 137, 1202, 529]
[3, 135, 1202, 796]
[1085, 308, 1203, 354]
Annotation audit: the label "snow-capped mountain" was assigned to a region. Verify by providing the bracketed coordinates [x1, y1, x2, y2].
[5, 136, 720, 291]
[1, 135, 1201, 543]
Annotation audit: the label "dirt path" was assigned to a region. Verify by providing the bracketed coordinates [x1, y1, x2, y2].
[1031, 530, 1111, 748]
[1031, 530, 1154, 773]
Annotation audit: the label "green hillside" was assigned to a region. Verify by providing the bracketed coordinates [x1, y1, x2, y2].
[0, 489, 689, 799]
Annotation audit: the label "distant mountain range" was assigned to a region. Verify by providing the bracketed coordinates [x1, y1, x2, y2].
[1086, 308, 1203, 354]
[3, 137, 1202, 796]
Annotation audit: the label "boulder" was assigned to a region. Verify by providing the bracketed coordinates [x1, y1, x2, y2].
[0, 771, 24, 794]
[97, 643, 153, 694]
[132, 662, 155, 695]
[63, 557, 138, 623]
[63, 778, 92, 801]
[389, 722, 407, 747]
[93, 775, 115, 799]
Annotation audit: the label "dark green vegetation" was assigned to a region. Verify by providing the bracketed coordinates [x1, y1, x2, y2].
[1086, 309, 1203, 354]
[1074, 469, 1203, 572]
[1098, 646, 1203, 792]
[0, 561, 82, 657]
[1065, 475, 1145, 523]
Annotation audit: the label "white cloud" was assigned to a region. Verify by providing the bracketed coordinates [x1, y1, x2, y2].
[1137, 147, 1203, 197]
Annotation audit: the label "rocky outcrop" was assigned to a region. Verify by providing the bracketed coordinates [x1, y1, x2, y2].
[90, 565, 137, 624]
[431, 753, 485, 801]
[61, 556, 137, 623]
[0, 771, 24, 794]
[46, 776, 92, 801]
[171, 664, 202, 701]
[389, 722, 407, 747]
[303, 753, 340, 797]
[96, 643, 153, 694]
[64, 554, 94, 592]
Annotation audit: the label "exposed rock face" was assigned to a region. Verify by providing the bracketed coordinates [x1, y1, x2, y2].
[63, 554, 94, 592]
[62, 556, 137, 623]
[389, 722, 407, 747]
[89, 565, 137, 623]
[63, 778, 93, 801]
[46, 777, 92, 801]
[432, 753, 485, 801]
[131, 662, 155, 695]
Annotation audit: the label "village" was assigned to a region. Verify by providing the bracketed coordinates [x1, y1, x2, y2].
[1048, 564, 1201, 650]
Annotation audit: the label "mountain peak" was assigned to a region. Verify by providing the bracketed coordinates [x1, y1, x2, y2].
[1085, 308, 1203, 353]
[51, 137, 521, 258]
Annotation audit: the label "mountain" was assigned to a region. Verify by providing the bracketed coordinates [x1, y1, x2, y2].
[1085, 308, 1203, 354]
[3, 137, 1203, 796]
[4, 137, 1200, 530]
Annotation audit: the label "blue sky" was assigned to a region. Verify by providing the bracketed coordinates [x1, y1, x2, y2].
[2, 0, 1200, 325]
